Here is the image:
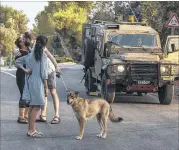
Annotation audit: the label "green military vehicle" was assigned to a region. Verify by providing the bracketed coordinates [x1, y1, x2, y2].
[81, 20, 179, 105]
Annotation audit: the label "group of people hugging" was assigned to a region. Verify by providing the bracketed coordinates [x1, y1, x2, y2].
[14, 32, 61, 137]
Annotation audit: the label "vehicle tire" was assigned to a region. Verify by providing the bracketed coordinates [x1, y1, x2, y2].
[101, 74, 116, 103]
[158, 84, 174, 105]
[84, 39, 95, 68]
[85, 69, 97, 95]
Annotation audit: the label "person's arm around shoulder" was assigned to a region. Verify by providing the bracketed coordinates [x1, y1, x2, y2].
[13, 49, 21, 57]
[14, 51, 21, 69]
[44, 47, 61, 72]
[14, 55, 32, 74]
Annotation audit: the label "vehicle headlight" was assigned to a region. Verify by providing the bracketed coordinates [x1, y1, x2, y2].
[160, 65, 171, 75]
[107, 64, 125, 75]
[117, 65, 125, 72]
[160, 66, 166, 73]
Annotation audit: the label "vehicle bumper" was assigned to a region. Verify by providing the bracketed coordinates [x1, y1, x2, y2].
[108, 76, 159, 92]
[126, 84, 158, 92]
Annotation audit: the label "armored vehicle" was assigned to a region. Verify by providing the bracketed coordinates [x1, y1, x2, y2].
[81, 20, 179, 105]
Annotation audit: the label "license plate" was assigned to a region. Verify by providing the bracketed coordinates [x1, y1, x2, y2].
[137, 80, 150, 85]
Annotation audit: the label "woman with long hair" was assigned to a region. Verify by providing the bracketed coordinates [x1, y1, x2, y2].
[14, 37, 30, 124]
[15, 35, 48, 137]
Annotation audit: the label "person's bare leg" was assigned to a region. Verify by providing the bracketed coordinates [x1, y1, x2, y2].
[50, 88, 59, 118]
[31, 106, 40, 132]
[28, 106, 33, 131]
[24, 107, 29, 119]
[40, 97, 48, 120]
[28, 106, 40, 134]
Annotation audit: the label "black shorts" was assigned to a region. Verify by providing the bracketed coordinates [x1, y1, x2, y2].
[47, 71, 56, 89]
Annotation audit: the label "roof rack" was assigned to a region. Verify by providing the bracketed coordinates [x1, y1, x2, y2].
[118, 22, 148, 26]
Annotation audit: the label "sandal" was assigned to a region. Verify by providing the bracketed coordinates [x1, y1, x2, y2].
[24, 117, 28, 121]
[36, 115, 47, 122]
[27, 131, 43, 138]
[17, 117, 28, 124]
[51, 116, 61, 124]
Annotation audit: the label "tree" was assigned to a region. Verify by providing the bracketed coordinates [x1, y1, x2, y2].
[90, 1, 115, 22]
[0, 5, 28, 56]
[53, 2, 87, 33]
[141, 2, 161, 28]
[0, 25, 17, 56]
[0, 5, 28, 35]
[141, 1, 179, 46]
[33, 1, 94, 59]
[159, 2, 179, 45]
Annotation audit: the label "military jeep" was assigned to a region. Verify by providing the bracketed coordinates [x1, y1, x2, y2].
[81, 20, 179, 105]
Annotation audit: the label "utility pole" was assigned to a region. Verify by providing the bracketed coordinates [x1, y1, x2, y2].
[171, 28, 175, 35]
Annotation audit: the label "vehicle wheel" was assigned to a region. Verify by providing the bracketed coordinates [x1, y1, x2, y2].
[85, 69, 97, 95]
[101, 74, 116, 103]
[158, 84, 174, 105]
[84, 39, 95, 68]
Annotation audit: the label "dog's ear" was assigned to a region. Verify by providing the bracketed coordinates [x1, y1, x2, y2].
[74, 91, 80, 98]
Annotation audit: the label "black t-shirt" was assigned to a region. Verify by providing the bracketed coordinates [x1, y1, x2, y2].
[15, 50, 29, 75]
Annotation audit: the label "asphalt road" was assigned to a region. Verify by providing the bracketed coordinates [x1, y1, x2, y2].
[0, 64, 179, 150]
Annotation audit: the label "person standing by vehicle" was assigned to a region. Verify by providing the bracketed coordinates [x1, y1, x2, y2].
[15, 35, 49, 137]
[14, 37, 30, 124]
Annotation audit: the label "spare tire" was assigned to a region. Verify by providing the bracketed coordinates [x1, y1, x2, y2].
[85, 69, 97, 95]
[84, 39, 95, 67]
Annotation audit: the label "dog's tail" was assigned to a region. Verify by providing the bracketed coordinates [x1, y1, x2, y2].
[108, 106, 123, 123]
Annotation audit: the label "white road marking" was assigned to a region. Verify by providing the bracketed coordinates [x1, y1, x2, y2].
[0, 70, 16, 78]
[0, 67, 16, 71]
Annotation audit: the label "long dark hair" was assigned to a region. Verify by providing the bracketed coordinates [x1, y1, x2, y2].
[15, 37, 23, 49]
[34, 35, 48, 61]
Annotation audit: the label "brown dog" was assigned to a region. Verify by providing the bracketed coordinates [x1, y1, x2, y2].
[67, 91, 123, 140]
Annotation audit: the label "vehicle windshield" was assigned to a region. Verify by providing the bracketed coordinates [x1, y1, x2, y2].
[108, 34, 158, 48]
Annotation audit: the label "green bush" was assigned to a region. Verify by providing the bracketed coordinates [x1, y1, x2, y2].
[54, 56, 74, 63]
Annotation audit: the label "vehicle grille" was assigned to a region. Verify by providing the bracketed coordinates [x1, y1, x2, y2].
[129, 63, 158, 81]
